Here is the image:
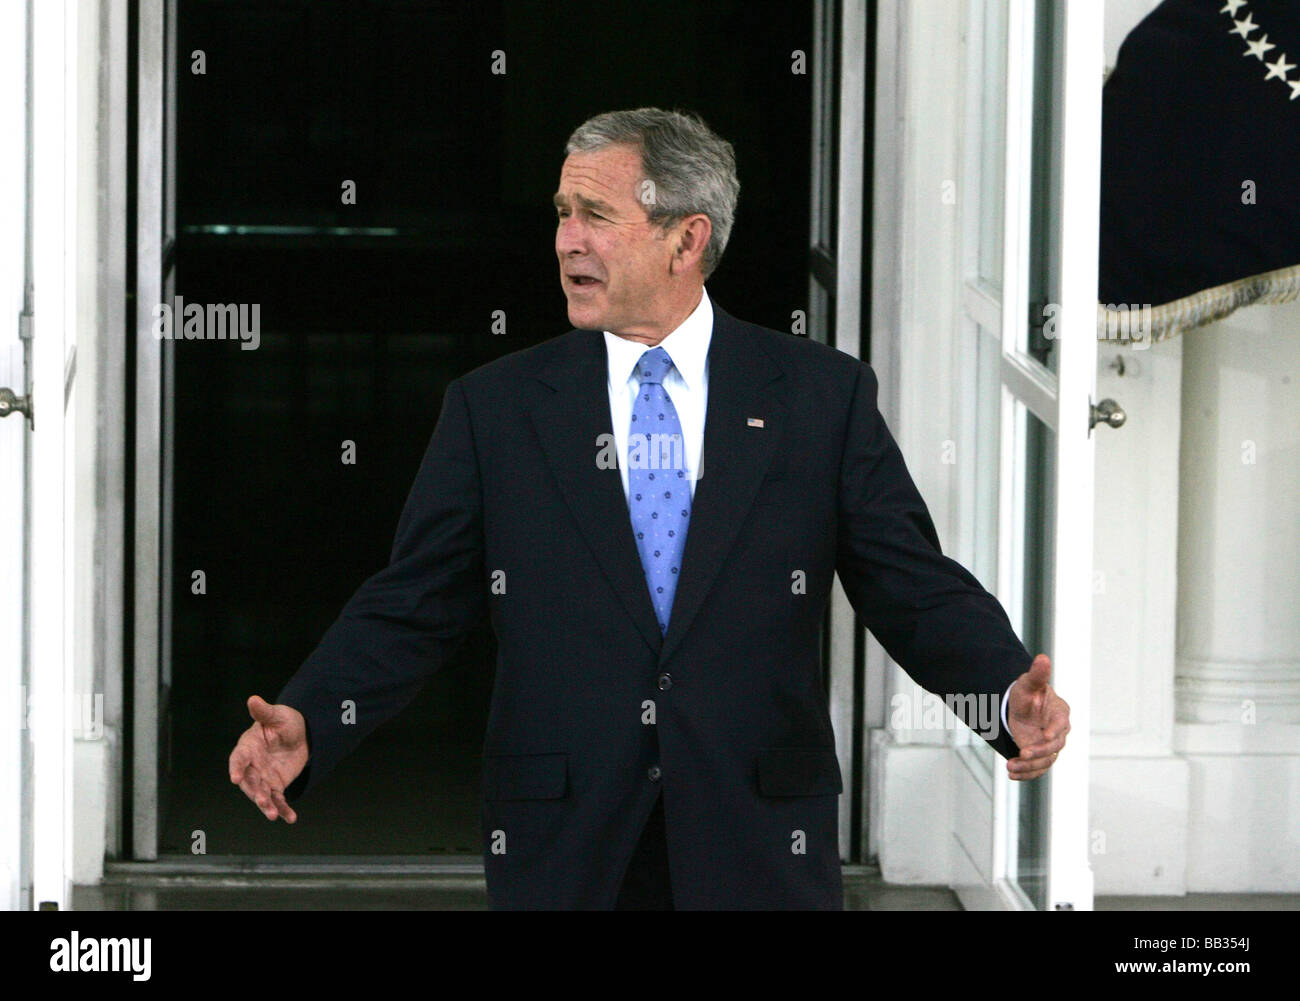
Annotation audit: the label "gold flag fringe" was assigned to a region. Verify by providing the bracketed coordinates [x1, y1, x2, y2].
[1097, 262, 1300, 345]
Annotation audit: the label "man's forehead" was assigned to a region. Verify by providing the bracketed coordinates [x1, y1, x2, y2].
[556, 147, 642, 202]
[551, 190, 619, 213]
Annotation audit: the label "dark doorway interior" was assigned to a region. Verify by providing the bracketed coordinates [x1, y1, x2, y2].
[166, 0, 813, 855]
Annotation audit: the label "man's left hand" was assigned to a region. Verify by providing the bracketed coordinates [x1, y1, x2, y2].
[1005, 653, 1070, 781]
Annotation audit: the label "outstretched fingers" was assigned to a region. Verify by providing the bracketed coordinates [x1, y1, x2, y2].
[270, 785, 297, 824]
[1008, 720, 1069, 780]
[1008, 754, 1056, 781]
[239, 762, 281, 821]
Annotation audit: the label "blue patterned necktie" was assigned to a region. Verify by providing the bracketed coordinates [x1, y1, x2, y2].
[627, 347, 691, 635]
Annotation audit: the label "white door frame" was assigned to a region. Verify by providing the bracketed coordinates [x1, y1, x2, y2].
[1035, 0, 1099, 912]
[132, 0, 177, 862]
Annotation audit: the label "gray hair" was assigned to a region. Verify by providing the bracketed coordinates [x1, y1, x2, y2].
[564, 108, 740, 280]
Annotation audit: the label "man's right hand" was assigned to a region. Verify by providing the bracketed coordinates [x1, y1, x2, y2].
[228, 695, 309, 823]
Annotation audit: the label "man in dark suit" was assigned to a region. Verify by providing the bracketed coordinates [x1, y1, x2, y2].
[228, 108, 1070, 910]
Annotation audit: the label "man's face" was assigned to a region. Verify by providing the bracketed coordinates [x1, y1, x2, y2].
[553, 145, 679, 336]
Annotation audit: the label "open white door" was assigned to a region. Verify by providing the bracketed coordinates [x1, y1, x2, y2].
[0, 0, 32, 914]
[0, 0, 81, 911]
[950, 0, 1100, 911]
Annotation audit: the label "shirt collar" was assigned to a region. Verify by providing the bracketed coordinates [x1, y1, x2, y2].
[603, 287, 713, 392]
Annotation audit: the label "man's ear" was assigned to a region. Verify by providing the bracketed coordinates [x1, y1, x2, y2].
[670, 214, 712, 275]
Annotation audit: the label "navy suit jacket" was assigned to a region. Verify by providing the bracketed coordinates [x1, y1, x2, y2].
[276, 300, 1031, 909]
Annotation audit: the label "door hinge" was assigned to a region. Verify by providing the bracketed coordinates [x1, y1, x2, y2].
[1028, 300, 1048, 332]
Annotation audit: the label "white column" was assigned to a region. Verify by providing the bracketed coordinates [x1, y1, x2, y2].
[1176, 308, 1300, 726]
[1174, 300, 1300, 892]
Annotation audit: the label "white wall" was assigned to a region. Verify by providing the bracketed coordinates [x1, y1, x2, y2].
[1089, 333, 1189, 893]
[1104, 0, 1160, 74]
[1091, 0, 1182, 890]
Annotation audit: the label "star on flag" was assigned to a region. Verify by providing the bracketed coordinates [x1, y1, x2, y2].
[1265, 52, 1296, 81]
[1243, 33, 1275, 60]
[1223, 2, 1296, 97]
[1231, 13, 1259, 39]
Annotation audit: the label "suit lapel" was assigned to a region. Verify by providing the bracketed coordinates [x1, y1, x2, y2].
[658, 304, 787, 664]
[528, 301, 787, 664]
[529, 329, 665, 656]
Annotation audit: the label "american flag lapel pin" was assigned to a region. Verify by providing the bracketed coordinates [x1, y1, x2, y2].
[746, 417, 765, 428]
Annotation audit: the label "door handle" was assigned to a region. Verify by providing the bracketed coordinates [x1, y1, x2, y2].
[1089, 397, 1126, 433]
[0, 387, 32, 421]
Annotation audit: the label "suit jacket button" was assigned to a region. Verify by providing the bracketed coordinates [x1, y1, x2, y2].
[647, 764, 662, 782]
[657, 673, 673, 691]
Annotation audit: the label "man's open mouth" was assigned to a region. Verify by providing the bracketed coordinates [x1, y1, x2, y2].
[568, 275, 601, 287]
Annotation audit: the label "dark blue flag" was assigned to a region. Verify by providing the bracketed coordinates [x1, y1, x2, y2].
[1099, 0, 1300, 341]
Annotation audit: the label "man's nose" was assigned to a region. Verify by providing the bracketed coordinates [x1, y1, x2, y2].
[555, 215, 587, 256]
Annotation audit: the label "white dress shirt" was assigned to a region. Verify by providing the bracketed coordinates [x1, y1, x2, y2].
[604, 286, 712, 502]
[602, 286, 1018, 744]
